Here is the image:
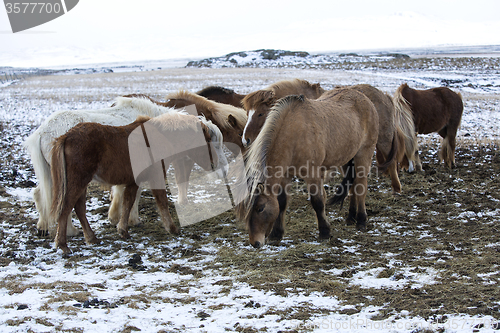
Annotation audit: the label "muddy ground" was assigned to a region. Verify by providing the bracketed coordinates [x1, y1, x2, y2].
[1, 115, 499, 330]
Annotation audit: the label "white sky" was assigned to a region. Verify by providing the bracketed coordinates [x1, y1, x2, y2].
[1, 0, 500, 67]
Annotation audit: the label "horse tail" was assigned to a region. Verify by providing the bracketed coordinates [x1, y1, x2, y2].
[23, 131, 53, 231]
[376, 132, 398, 174]
[328, 159, 355, 208]
[393, 85, 418, 165]
[50, 136, 67, 224]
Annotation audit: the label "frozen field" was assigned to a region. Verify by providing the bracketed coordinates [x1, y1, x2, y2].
[0, 53, 499, 332]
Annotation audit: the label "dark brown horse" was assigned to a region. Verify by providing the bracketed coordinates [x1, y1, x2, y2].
[236, 88, 381, 248]
[394, 83, 463, 170]
[241, 79, 325, 147]
[196, 86, 246, 108]
[51, 112, 226, 254]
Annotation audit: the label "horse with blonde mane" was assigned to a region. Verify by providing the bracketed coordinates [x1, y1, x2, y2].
[241, 79, 325, 147]
[51, 112, 226, 254]
[393, 83, 463, 171]
[24, 97, 178, 237]
[236, 88, 382, 248]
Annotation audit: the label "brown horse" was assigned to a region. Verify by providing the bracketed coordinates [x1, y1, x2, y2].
[236, 88, 380, 248]
[51, 112, 226, 254]
[344, 84, 417, 194]
[196, 86, 246, 108]
[394, 83, 464, 170]
[241, 79, 325, 147]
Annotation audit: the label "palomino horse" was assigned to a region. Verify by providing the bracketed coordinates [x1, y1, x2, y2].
[344, 84, 417, 194]
[24, 97, 177, 237]
[236, 88, 381, 248]
[196, 86, 246, 108]
[109, 90, 247, 217]
[241, 79, 325, 147]
[394, 83, 464, 170]
[51, 112, 226, 254]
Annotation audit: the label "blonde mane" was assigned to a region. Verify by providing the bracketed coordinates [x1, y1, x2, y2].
[113, 96, 176, 118]
[237, 95, 304, 221]
[166, 90, 247, 130]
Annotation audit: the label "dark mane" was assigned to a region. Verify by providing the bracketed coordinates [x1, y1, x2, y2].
[197, 86, 236, 97]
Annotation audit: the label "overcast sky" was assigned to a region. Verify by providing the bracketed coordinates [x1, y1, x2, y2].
[1, 0, 499, 67]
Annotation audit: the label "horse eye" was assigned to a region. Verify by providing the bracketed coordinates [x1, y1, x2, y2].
[238, 133, 242, 137]
[258, 113, 264, 117]
[256, 205, 265, 213]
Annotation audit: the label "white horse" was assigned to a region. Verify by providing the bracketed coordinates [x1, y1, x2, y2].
[24, 96, 226, 236]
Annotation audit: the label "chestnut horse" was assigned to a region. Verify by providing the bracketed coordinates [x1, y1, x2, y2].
[241, 79, 325, 147]
[236, 88, 380, 248]
[51, 112, 226, 254]
[394, 83, 463, 170]
[24, 97, 178, 237]
[344, 84, 417, 194]
[196, 86, 246, 108]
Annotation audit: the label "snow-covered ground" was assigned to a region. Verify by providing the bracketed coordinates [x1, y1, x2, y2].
[0, 49, 499, 332]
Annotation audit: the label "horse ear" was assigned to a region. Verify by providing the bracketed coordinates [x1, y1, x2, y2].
[256, 183, 264, 195]
[262, 91, 275, 104]
[227, 114, 238, 128]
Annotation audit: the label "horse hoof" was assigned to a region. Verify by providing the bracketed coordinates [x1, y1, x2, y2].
[345, 217, 357, 226]
[87, 237, 100, 245]
[128, 217, 141, 227]
[169, 226, 180, 235]
[118, 229, 130, 239]
[37, 229, 49, 237]
[59, 246, 72, 256]
[392, 191, 402, 197]
[356, 223, 367, 232]
[318, 234, 331, 242]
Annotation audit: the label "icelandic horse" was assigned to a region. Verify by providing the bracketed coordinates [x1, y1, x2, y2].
[393, 83, 464, 170]
[50, 112, 226, 254]
[345, 84, 417, 194]
[236, 88, 383, 248]
[241, 78, 325, 147]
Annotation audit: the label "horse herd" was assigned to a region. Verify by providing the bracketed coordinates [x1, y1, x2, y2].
[23, 79, 464, 253]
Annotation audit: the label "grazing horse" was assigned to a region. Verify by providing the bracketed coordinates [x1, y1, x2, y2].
[241, 79, 325, 147]
[196, 86, 246, 108]
[236, 88, 380, 248]
[394, 83, 464, 170]
[345, 84, 417, 194]
[51, 112, 226, 254]
[24, 97, 176, 237]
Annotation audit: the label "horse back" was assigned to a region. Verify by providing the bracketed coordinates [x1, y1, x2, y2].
[401, 84, 463, 134]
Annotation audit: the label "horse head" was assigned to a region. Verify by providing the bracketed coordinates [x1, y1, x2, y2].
[241, 90, 276, 147]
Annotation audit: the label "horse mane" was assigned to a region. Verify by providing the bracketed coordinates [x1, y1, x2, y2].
[113, 96, 175, 118]
[241, 78, 322, 110]
[197, 86, 236, 97]
[237, 95, 305, 222]
[166, 90, 247, 130]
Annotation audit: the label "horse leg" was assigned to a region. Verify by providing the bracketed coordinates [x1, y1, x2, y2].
[267, 190, 288, 245]
[376, 144, 401, 195]
[438, 126, 457, 168]
[33, 186, 50, 236]
[309, 180, 330, 240]
[128, 184, 142, 226]
[352, 150, 373, 231]
[172, 157, 195, 205]
[116, 184, 138, 239]
[54, 204, 74, 255]
[73, 189, 99, 245]
[151, 189, 179, 235]
[108, 185, 123, 225]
